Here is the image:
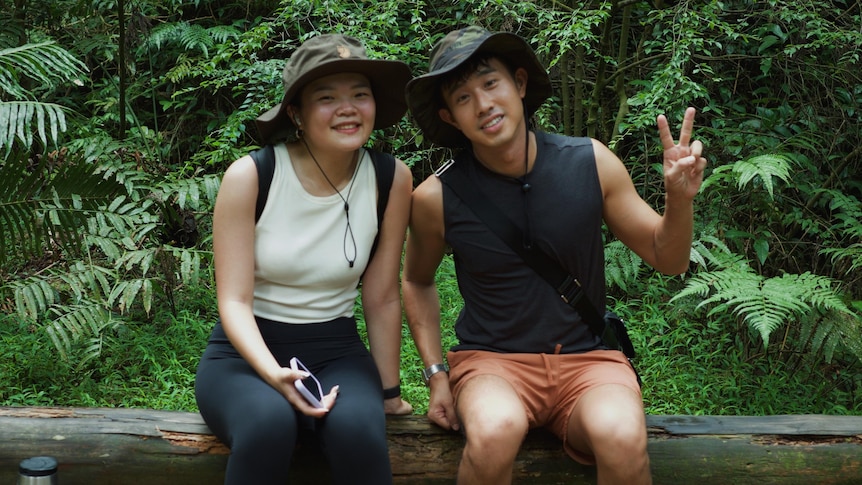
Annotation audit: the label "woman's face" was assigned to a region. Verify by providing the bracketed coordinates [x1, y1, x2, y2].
[294, 72, 376, 153]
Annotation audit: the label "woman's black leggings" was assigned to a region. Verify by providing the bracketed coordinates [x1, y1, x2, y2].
[195, 316, 392, 485]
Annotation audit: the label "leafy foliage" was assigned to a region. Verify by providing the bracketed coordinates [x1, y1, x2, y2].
[672, 262, 854, 350]
[0, 140, 215, 362]
[702, 154, 793, 199]
[0, 150, 124, 267]
[2, 0, 861, 414]
[819, 190, 862, 279]
[604, 239, 643, 293]
[145, 21, 242, 59]
[0, 41, 87, 151]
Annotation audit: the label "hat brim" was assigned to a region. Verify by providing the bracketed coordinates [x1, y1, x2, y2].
[256, 59, 413, 145]
[406, 32, 553, 148]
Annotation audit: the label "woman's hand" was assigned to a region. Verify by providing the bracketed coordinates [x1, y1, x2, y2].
[266, 366, 339, 417]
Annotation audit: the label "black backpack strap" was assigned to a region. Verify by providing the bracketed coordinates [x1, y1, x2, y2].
[249, 145, 396, 269]
[249, 144, 276, 222]
[367, 148, 396, 262]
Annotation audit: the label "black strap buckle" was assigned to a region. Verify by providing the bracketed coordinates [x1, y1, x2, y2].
[557, 275, 583, 305]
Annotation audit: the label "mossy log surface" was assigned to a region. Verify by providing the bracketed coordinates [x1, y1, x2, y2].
[1, 407, 860, 484]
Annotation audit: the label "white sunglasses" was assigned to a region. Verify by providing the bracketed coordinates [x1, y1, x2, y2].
[289, 357, 325, 409]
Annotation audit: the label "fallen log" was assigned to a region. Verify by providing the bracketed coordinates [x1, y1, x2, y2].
[0, 406, 860, 484]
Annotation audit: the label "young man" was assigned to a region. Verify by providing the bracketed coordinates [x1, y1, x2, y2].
[402, 26, 706, 484]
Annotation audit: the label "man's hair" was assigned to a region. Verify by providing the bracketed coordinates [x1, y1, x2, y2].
[435, 53, 519, 112]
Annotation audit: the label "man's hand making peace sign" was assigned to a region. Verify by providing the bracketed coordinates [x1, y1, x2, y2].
[658, 107, 707, 201]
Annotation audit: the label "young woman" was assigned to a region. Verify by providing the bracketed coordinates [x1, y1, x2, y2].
[195, 34, 413, 484]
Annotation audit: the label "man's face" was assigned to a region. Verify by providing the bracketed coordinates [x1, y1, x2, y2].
[438, 58, 528, 150]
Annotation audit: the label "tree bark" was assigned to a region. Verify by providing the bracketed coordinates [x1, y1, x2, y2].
[0, 407, 860, 484]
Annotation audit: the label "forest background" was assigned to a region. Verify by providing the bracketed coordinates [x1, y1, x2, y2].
[2, 0, 861, 416]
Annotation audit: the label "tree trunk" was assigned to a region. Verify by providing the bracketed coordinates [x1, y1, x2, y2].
[0, 407, 860, 484]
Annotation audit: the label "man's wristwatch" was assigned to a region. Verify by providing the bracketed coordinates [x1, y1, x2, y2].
[421, 363, 449, 386]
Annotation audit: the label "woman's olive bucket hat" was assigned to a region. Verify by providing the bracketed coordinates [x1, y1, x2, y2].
[405, 26, 553, 148]
[256, 34, 412, 144]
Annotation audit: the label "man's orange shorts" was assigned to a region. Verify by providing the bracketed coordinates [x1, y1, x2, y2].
[446, 348, 641, 464]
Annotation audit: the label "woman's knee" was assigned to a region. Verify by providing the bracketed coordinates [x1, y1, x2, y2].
[230, 401, 300, 448]
[321, 398, 386, 441]
[318, 405, 392, 484]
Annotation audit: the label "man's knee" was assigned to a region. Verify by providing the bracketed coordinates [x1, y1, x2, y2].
[458, 377, 529, 447]
[568, 383, 646, 451]
[464, 412, 528, 450]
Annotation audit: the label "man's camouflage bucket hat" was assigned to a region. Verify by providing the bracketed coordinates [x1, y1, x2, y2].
[405, 26, 553, 148]
[256, 33, 412, 144]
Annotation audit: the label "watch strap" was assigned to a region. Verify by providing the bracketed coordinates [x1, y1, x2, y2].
[421, 363, 449, 385]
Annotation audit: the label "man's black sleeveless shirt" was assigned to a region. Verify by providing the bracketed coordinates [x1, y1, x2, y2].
[442, 131, 606, 354]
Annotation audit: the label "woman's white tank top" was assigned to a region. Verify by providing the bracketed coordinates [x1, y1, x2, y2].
[252, 144, 377, 323]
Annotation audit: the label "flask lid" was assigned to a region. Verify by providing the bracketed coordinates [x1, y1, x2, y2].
[19, 456, 58, 477]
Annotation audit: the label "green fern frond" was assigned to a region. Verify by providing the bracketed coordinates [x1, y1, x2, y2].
[825, 190, 862, 219]
[0, 151, 43, 261]
[814, 189, 862, 272]
[58, 261, 114, 302]
[146, 22, 217, 58]
[165, 59, 195, 84]
[834, 312, 862, 363]
[9, 261, 113, 319]
[822, 328, 842, 364]
[1, 155, 128, 264]
[109, 277, 154, 315]
[146, 23, 176, 51]
[81, 198, 157, 253]
[95, 160, 152, 194]
[0, 41, 85, 151]
[154, 174, 220, 211]
[45, 303, 118, 362]
[801, 313, 826, 354]
[822, 243, 862, 272]
[689, 234, 738, 269]
[10, 276, 57, 320]
[115, 249, 156, 276]
[181, 24, 214, 57]
[672, 264, 758, 302]
[672, 265, 850, 347]
[79, 335, 107, 370]
[170, 246, 204, 285]
[0, 42, 87, 94]
[85, 234, 123, 261]
[773, 272, 850, 315]
[732, 154, 793, 199]
[604, 239, 642, 292]
[802, 311, 862, 365]
[208, 25, 242, 44]
[0, 13, 23, 50]
[0, 101, 68, 151]
[699, 164, 732, 193]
